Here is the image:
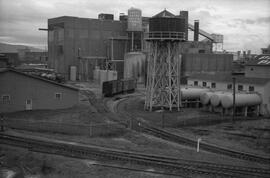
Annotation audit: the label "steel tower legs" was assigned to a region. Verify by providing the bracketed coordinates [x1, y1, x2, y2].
[145, 41, 182, 111]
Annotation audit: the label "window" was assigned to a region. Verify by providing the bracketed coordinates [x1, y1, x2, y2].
[227, 84, 232, 90]
[211, 83, 216, 88]
[55, 93, 62, 100]
[2, 95, 10, 104]
[194, 81, 198, 86]
[202, 82, 207, 87]
[249, 86, 254, 92]
[238, 85, 243, 91]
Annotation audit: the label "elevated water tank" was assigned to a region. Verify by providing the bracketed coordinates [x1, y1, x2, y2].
[127, 7, 142, 31]
[149, 17, 185, 32]
[221, 93, 262, 108]
[124, 52, 146, 83]
[181, 87, 209, 100]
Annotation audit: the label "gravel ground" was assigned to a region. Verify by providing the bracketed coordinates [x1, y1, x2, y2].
[118, 94, 270, 157]
[0, 146, 180, 178]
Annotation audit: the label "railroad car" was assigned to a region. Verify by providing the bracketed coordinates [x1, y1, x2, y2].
[102, 80, 113, 97]
[116, 80, 123, 94]
[121, 78, 136, 93]
[102, 78, 136, 97]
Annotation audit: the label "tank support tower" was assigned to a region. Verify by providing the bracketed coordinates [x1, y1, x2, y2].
[144, 10, 186, 111]
[145, 40, 182, 111]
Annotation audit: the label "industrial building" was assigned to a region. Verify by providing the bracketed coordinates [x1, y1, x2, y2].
[181, 53, 233, 77]
[47, 8, 220, 82]
[187, 55, 270, 116]
[0, 68, 79, 113]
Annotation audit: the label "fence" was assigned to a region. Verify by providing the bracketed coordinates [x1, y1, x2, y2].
[2, 119, 127, 137]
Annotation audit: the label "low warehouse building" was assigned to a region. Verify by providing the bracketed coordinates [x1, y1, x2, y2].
[187, 72, 270, 116]
[0, 68, 79, 113]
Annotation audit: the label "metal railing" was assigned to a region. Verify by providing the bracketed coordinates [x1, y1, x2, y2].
[144, 31, 185, 40]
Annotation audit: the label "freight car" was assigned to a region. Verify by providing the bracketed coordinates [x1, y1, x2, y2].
[102, 78, 136, 97]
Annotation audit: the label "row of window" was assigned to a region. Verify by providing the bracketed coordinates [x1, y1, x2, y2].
[193, 81, 255, 92]
[194, 81, 216, 88]
[1, 93, 63, 104]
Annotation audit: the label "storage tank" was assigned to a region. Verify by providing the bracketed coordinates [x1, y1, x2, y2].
[149, 17, 185, 33]
[210, 92, 229, 107]
[124, 52, 146, 83]
[221, 93, 262, 108]
[181, 87, 209, 100]
[70, 66, 77, 81]
[93, 66, 100, 81]
[127, 7, 142, 31]
[200, 91, 215, 105]
[99, 70, 118, 85]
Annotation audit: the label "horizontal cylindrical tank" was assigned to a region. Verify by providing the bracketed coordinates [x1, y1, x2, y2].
[181, 87, 209, 100]
[210, 92, 229, 107]
[221, 93, 262, 108]
[124, 52, 146, 83]
[200, 92, 215, 105]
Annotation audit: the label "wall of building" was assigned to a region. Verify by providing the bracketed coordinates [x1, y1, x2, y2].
[0, 71, 78, 113]
[245, 66, 270, 79]
[179, 41, 212, 54]
[182, 53, 233, 76]
[187, 78, 270, 115]
[48, 16, 127, 79]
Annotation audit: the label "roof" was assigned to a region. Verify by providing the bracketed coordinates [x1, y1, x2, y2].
[245, 55, 270, 66]
[0, 68, 79, 91]
[153, 10, 175, 18]
[188, 73, 270, 85]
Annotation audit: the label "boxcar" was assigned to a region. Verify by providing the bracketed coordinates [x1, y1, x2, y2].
[102, 81, 113, 97]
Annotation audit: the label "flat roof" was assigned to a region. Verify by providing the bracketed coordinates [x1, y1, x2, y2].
[188, 73, 270, 85]
[0, 68, 79, 91]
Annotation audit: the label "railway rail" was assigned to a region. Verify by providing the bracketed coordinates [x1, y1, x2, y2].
[1, 133, 269, 178]
[115, 97, 270, 165]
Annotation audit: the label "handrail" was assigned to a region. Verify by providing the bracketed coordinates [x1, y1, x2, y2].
[144, 31, 185, 40]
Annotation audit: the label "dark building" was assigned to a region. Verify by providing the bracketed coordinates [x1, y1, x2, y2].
[48, 9, 213, 80]
[48, 16, 128, 79]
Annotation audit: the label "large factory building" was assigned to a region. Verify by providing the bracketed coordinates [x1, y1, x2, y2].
[48, 15, 127, 79]
[48, 8, 216, 81]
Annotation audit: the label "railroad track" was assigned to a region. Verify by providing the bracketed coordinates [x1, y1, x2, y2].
[115, 97, 270, 165]
[1, 134, 269, 178]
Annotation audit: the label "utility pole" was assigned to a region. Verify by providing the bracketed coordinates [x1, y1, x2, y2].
[232, 77, 236, 122]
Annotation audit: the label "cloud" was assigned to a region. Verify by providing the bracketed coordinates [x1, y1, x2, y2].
[0, 0, 269, 53]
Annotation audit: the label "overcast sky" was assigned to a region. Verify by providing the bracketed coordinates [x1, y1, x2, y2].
[0, 0, 269, 53]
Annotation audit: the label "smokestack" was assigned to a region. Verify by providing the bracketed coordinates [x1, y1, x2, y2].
[247, 50, 251, 58]
[243, 51, 246, 59]
[180, 11, 188, 41]
[194, 20, 199, 41]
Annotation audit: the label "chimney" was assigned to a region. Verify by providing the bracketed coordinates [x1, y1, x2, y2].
[194, 20, 199, 41]
[180, 11, 188, 41]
